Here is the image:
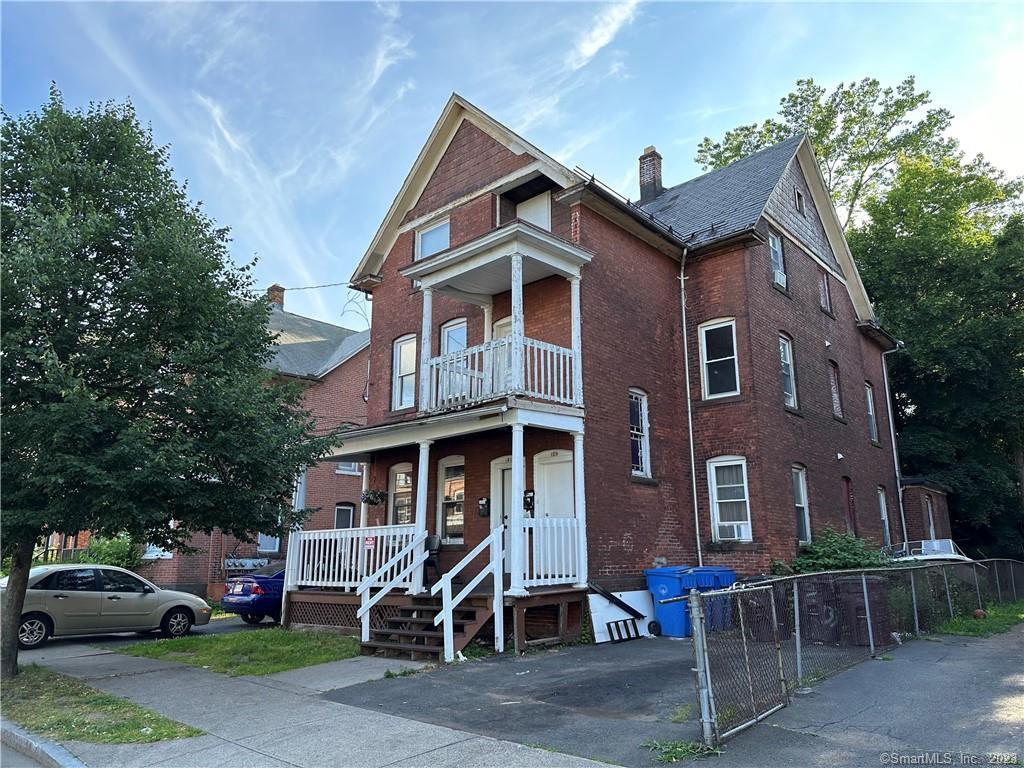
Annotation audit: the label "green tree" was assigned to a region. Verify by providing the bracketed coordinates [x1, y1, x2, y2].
[1, 89, 333, 678]
[695, 76, 956, 228]
[848, 154, 1024, 554]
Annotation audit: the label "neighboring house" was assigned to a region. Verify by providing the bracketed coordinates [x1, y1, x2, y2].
[47, 287, 370, 599]
[281, 94, 931, 658]
[900, 478, 952, 542]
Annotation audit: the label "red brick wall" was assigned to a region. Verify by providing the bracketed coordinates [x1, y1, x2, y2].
[901, 486, 951, 541]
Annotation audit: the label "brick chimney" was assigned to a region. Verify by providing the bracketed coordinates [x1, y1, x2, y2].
[639, 145, 663, 203]
[267, 284, 285, 310]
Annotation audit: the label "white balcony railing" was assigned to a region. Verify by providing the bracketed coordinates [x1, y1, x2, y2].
[427, 336, 576, 412]
[520, 517, 580, 587]
[292, 524, 417, 590]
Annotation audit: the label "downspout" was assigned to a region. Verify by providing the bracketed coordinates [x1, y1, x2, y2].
[882, 343, 908, 543]
[679, 248, 703, 566]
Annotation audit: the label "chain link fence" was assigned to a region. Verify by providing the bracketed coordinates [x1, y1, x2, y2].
[681, 558, 1024, 746]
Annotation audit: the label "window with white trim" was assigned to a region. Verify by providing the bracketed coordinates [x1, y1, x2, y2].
[793, 465, 810, 543]
[391, 334, 417, 410]
[388, 463, 414, 525]
[768, 231, 786, 288]
[865, 382, 879, 442]
[829, 361, 844, 418]
[700, 319, 739, 399]
[440, 318, 467, 354]
[818, 269, 833, 313]
[628, 389, 651, 477]
[336, 461, 360, 475]
[708, 456, 752, 542]
[335, 503, 356, 529]
[416, 219, 449, 260]
[779, 335, 797, 409]
[877, 488, 891, 547]
[436, 455, 465, 543]
[794, 188, 806, 215]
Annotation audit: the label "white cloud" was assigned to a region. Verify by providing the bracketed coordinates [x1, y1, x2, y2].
[954, 42, 1024, 177]
[566, 0, 640, 72]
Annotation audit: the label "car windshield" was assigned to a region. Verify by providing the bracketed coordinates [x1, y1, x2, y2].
[232, 562, 284, 578]
[0, 566, 51, 587]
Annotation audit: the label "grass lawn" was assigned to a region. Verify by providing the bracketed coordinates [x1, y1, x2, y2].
[118, 627, 360, 676]
[1, 665, 202, 744]
[935, 599, 1024, 637]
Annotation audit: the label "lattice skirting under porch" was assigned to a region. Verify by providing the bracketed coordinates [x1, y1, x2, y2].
[285, 592, 403, 633]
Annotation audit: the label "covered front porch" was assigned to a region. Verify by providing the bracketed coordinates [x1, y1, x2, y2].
[285, 404, 588, 598]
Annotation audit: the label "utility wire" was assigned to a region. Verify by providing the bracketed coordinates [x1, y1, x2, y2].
[263, 281, 349, 292]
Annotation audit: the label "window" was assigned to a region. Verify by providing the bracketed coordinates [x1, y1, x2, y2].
[101, 569, 147, 593]
[700, 319, 739, 399]
[865, 383, 879, 442]
[877, 487, 891, 547]
[768, 231, 786, 288]
[392, 335, 417, 410]
[708, 457, 752, 541]
[628, 389, 651, 477]
[257, 532, 280, 553]
[793, 466, 810, 543]
[829, 362, 844, 418]
[818, 270, 833, 314]
[794, 188, 806, 215]
[336, 461, 360, 475]
[416, 219, 449, 260]
[843, 476, 857, 535]
[33, 569, 97, 591]
[389, 463, 414, 525]
[925, 494, 936, 539]
[437, 456, 465, 542]
[779, 335, 797, 409]
[335, 503, 356, 529]
[440, 318, 467, 355]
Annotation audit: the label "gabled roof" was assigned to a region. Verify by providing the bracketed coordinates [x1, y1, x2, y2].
[267, 308, 369, 380]
[640, 134, 805, 249]
[349, 93, 583, 287]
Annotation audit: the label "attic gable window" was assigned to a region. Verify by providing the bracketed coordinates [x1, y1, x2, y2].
[794, 188, 806, 216]
[416, 219, 449, 261]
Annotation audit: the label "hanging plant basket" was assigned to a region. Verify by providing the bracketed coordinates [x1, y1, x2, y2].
[361, 489, 388, 506]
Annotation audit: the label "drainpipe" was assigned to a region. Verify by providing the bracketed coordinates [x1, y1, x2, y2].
[882, 343, 908, 543]
[679, 248, 703, 566]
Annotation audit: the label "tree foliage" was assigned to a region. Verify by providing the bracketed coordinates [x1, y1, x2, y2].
[848, 155, 1024, 554]
[775, 528, 891, 575]
[1, 88, 334, 675]
[695, 76, 956, 227]
[83, 535, 144, 571]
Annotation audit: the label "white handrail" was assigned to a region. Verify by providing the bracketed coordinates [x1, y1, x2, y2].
[430, 526, 504, 662]
[356, 530, 427, 642]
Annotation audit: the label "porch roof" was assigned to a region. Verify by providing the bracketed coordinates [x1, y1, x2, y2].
[327, 399, 584, 460]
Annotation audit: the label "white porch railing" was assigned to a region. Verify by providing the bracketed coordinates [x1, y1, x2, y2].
[356, 530, 428, 642]
[292, 525, 416, 590]
[426, 336, 576, 412]
[521, 517, 580, 587]
[431, 526, 505, 663]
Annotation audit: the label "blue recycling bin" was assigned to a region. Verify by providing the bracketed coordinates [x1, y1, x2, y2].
[644, 566, 737, 637]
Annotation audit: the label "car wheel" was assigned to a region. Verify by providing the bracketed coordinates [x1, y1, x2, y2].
[161, 607, 193, 638]
[240, 613, 265, 625]
[18, 614, 52, 650]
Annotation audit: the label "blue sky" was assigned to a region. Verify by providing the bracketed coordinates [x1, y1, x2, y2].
[3, 1, 1021, 326]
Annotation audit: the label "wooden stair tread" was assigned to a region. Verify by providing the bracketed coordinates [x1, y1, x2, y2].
[361, 640, 443, 656]
[387, 616, 469, 627]
[371, 628, 461, 639]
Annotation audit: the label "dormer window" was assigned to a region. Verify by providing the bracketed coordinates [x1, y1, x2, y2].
[794, 188, 806, 215]
[416, 219, 449, 260]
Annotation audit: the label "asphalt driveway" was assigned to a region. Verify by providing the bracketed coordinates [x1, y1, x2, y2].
[325, 637, 702, 766]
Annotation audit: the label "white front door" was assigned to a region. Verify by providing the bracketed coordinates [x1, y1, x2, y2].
[534, 450, 574, 519]
[532, 449, 577, 580]
[491, 317, 514, 394]
[490, 456, 513, 573]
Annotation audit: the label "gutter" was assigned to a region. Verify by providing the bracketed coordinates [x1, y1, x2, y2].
[882, 342, 909, 543]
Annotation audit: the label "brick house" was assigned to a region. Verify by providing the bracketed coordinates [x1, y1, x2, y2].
[124, 288, 370, 598]
[276, 94, 948, 658]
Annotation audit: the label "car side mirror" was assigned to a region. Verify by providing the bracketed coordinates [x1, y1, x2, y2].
[142, 585, 155, 594]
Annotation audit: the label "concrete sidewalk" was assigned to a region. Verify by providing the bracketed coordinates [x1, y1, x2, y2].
[30, 645, 606, 768]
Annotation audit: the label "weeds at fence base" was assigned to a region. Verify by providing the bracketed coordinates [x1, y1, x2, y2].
[934, 599, 1024, 637]
[669, 703, 693, 723]
[643, 740, 721, 762]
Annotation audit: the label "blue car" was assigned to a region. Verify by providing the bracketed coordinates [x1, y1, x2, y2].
[220, 562, 284, 624]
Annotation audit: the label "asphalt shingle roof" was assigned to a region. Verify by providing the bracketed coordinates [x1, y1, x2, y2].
[640, 134, 805, 249]
[268, 308, 368, 379]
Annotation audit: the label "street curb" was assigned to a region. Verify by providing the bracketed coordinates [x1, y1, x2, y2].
[1, 719, 88, 768]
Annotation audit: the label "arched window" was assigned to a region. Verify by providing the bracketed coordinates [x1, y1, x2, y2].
[792, 465, 810, 543]
[779, 334, 797, 409]
[628, 388, 651, 477]
[388, 463, 414, 525]
[877, 487, 891, 547]
[335, 503, 356, 529]
[865, 382, 879, 442]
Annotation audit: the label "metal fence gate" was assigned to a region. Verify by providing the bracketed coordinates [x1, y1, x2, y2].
[685, 559, 1024, 747]
[688, 585, 788, 743]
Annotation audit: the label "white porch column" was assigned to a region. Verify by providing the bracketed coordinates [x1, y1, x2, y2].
[359, 462, 370, 527]
[569, 276, 583, 407]
[572, 431, 589, 588]
[412, 439, 432, 593]
[483, 303, 493, 342]
[507, 423, 528, 596]
[419, 287, 433, 411]
[510, 254, 525, 393]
